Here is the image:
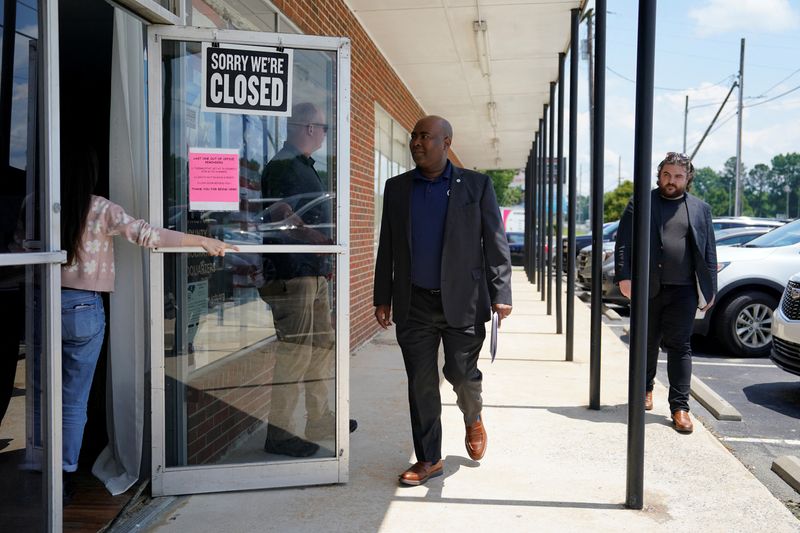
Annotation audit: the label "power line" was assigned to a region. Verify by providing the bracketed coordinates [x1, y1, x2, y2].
[744, 82, 800, 109]
[607, 67, 734, 93]
[754, 67, 800, 98]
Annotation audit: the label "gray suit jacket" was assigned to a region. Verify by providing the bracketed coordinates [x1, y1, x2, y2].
[373, 165, 512, 327]
[614, 189, 717, 307]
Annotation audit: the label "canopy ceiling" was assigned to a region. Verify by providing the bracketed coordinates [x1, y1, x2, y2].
[345, 0, 585, 170]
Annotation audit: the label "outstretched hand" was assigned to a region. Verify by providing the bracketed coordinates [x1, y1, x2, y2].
[200, 237, 238, 256]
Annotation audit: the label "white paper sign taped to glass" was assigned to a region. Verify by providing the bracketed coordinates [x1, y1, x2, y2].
[201, 43, 293, 116]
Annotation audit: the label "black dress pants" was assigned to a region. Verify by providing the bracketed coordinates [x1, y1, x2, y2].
[395, 286, 485, 464]
[645, 284, 698, 413]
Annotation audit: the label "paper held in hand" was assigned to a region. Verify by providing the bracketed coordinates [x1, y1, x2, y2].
[490, 311, 499, 363]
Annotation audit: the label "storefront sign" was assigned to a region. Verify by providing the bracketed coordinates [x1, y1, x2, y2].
[201, 43, 293, 116]
[188, 148, 240, 211]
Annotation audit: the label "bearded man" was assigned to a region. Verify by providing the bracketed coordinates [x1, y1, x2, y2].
[614, 152, 717, 433]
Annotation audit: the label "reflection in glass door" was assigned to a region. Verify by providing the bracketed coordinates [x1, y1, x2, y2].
[148, 27, 350, 496]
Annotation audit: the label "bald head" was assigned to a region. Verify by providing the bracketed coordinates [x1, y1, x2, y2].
[410, 115, 453, 178]
[287, 102, 327, 156]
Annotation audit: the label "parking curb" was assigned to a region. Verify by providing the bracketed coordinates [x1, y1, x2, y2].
[771, 456, 800, 493]
[690, 376, 742, 421]
[602, 306, 621, 320]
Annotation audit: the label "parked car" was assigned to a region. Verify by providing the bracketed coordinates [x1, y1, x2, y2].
[563, 220, 619, 272]
[507, 232, 524, 266]
[770, 271, 800, 376]
[714, 226, 773, 247]
[576, 241, 614, 292]
[695, 218, 800, 357]
[711, 216, 784, 232]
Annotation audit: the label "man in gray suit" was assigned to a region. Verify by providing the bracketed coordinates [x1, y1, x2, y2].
[614, 152, 717, 434]
[373, 115, 512, 485]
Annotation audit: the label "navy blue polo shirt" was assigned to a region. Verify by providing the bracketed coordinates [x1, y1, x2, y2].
[410, 160, 452, 289]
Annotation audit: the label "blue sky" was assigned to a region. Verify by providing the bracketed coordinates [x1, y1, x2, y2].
[574, 0, 800, 193]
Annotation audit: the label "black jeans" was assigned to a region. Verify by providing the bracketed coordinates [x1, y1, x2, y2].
[395, 286, 485, 464]
[646, 284, 698, 413]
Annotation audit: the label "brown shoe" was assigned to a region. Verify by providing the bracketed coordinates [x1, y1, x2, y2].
[465, 416, 487, 460]
[399, 460, 443, 486]
[644, 391, 653, 411]
[672, 410, 694, 433]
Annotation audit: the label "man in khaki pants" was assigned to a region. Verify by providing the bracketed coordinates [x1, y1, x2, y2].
[259, 102, 355, 457]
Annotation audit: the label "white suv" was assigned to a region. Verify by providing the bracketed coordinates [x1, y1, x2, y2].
[771, 271, 800, 375]
[694, 219, 800, 357]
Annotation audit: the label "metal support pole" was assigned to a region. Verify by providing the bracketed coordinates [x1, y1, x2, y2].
[556, 54, 565, 335]
[525, 153, 531, 280]
[539, 111, 547, 300]
[567, 8, 579, 362]
[589, 0, 606, 410]
[547, 82, 555, 315]
[626, 0, 657, 511]
[528, 139, 539, 283]
[536, 126, 543, 292]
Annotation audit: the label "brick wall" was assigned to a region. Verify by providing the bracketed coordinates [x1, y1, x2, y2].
[273, 0, 462, 350]
[184, 345, 275, 464]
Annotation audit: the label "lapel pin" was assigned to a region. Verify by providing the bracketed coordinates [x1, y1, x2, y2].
[456, 178, 461, 183]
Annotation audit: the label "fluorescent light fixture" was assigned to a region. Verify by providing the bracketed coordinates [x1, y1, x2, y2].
[487, 101, 498, 128]
[473, 19, 490, 77]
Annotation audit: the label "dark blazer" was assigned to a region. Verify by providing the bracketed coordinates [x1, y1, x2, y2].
[614, 189, 717, 307]
[373, 165, 512, 327]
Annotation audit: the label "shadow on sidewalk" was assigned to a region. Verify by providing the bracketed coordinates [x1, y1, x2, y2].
[468, 403, 675, 429]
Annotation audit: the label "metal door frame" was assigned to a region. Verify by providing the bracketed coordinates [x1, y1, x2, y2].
[146, 25, 350, 496]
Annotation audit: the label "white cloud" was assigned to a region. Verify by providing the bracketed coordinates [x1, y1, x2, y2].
[689, 0, 800, 36]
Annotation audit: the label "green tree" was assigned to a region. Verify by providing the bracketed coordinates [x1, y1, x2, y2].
[603, 180, 634, 221]
[771, 153, 800, 218]
[484, 169, 520, 206]
[718, 156, 753, 215]
[692, 166, 731, 216]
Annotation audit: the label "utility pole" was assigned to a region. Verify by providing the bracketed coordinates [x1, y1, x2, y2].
[682, 95, 688, 154]
[734, 38, 745, 216]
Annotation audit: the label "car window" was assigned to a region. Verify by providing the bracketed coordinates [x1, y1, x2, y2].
[506, 233, 524, 244]
[602, 221, 619, 240]
[743, 219, 800, 248]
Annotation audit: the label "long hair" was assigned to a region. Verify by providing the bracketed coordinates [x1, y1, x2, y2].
[61, 144, 99, 265]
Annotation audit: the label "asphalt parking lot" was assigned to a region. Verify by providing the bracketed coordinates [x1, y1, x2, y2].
[599, 301, 800, 517]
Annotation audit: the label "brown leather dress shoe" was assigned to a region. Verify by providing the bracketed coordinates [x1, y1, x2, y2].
[672, 410, 694, 433]
[465, 416, 487, 460]
[644, 391, 653, 411]
[399, 460, 443, 486]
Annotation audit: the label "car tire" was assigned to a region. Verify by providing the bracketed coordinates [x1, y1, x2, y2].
[715, 290, 778, 358]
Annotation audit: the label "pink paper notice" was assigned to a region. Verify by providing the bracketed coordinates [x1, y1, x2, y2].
[189, 148, 240, 211]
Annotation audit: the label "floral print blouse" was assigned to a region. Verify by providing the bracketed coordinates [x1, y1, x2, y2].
[61, 196, 183, 292]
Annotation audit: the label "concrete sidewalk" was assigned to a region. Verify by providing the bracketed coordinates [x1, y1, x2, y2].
[147, 270, 799, 532]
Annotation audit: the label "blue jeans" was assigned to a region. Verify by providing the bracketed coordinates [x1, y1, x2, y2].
[34, 289, 106, 472]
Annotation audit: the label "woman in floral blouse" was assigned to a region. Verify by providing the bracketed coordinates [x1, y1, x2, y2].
[55, 146, 235, 482]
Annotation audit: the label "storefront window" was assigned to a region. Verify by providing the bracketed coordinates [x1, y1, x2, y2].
[160, 38, 339, 467]
[373, 105, 411, 255]
[1, 0, 41, 251]
[190, 0, 297, 33]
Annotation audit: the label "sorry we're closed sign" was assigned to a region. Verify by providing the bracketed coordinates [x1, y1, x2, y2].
[201, 43, 293, 116]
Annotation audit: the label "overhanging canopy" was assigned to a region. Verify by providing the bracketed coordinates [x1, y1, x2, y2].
[345, 0, 585, 171]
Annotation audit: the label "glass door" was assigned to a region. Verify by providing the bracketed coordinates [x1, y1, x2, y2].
[147, 26, 350, 496]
